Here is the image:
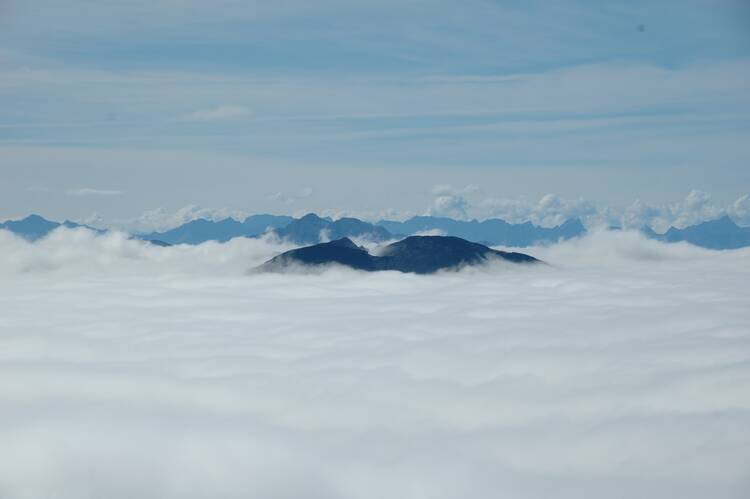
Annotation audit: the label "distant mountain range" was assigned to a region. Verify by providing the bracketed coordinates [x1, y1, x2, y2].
[258, 236, 540, 274]
[378, 216, 586, 246]
[273, 213, 391, 244]
[2, 213, 749, 250]
[140, 214, 293, 245]
[641, 216, 750, 250]
[0, 214, 168, 245]
[0, 214, 97, 241]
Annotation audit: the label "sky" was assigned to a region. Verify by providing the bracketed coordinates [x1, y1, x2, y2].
[2, 0, 750, 226]
[1, 227, 749, 498]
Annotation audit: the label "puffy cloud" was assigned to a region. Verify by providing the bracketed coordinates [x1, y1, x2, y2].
[619, 190, 747, 232]
[729, 194, 750, 226]
[667, 190, 725, 229]
[621, 198, 665, 229]
[480, 194, 597, 227]
[428, 190, 750, 230]
[429, 194, 469, 218]
[427, 184, 481, 219]
[0, 228, 748, 498]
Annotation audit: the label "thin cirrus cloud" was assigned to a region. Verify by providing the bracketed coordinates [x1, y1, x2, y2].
[267, 186, 314, 206]
[0, 227, 748, 498]
[182, 106, 253, 122]
[65, 187, 122, 196]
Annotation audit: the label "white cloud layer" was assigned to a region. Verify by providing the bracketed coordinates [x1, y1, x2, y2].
[1, 227, 749, 498]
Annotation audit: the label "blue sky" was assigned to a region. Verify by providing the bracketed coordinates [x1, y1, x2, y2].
[1, 0, 749, 226]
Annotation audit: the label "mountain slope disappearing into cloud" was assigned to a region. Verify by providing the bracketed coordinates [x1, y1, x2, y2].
[259, 236, 539, 274]
[0, 228, 749, 498]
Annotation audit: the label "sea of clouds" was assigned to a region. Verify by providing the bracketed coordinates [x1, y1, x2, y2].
[1, 227, 749, 498]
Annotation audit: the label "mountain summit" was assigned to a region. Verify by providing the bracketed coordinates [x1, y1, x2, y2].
[272, 213, 391, 245]
[0, 214, 94, 241]
[258, 236, 540, 274]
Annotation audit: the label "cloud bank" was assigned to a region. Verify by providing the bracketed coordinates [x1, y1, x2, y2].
[428, 188, 750, 231]
[1, 227, 749, 498]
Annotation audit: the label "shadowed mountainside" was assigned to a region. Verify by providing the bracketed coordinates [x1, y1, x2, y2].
[258, 236, 540, 274]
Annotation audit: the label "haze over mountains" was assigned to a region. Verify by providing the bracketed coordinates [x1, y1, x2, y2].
[2, 212, 750, 250]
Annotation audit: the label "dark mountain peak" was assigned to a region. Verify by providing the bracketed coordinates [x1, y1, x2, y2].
[328, 237, 358, 249]
[259, 235, 540, 274]
[556, 218, 586, 236]
[560, 217, 584, 229]
[386, 235, 483, 252]
[300, 213, 325, 222]
[21, 214, 51, 223]
[1, 213, 61, 240]
[335, 216, 362, 223]
[259, 236, 375, 272]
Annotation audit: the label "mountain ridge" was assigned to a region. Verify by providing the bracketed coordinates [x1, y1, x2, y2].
[3, 213, 750, 250]
[377, 215, 586, 247]
[140, 214, 294, 245]
[272, 213, 391, 245]
[641, 215, 750, 249]
[258, 236, 541, 274]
